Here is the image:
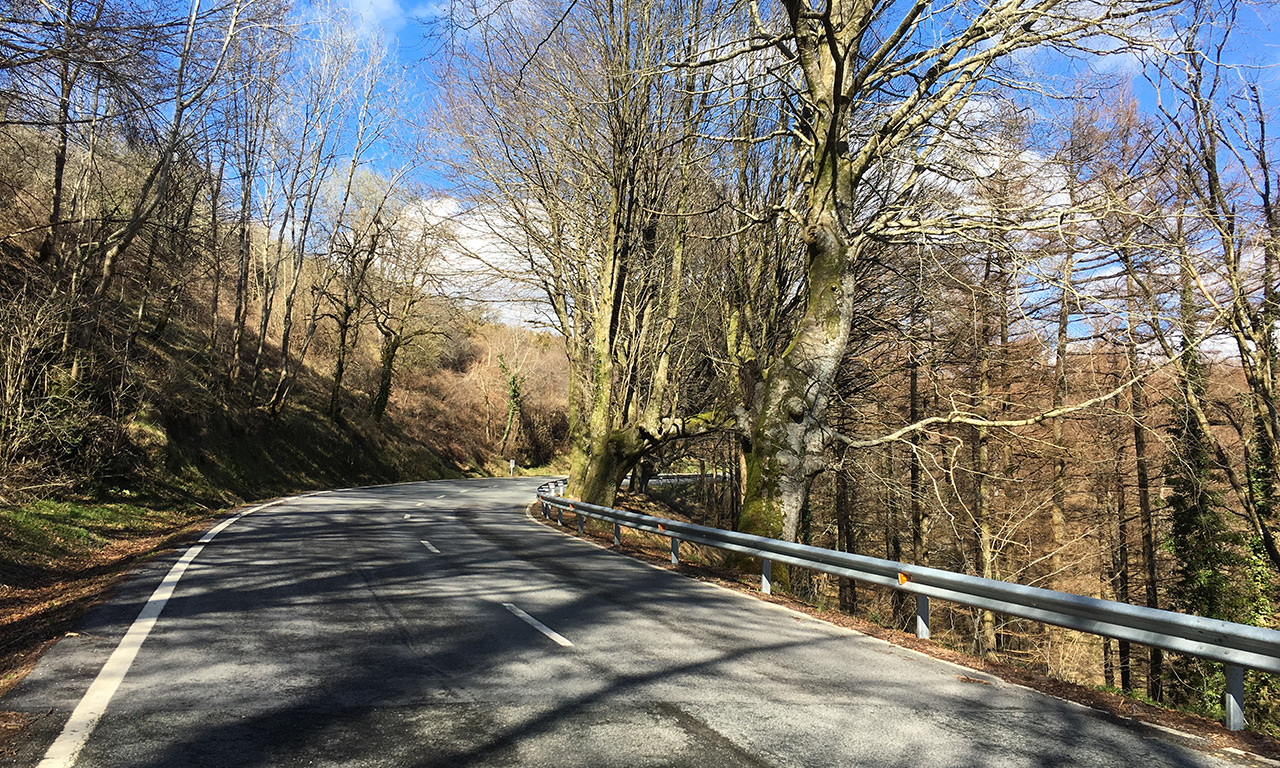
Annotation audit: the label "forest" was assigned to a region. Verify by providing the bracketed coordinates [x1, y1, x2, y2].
[2, 0, 1279, 733]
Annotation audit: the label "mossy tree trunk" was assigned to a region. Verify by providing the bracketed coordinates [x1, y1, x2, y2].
[370, 333, 400, 423]
[570, 348, 623, 506]
[740, 239, 853, 540]
[739, 0, 857, 541]
[738, 0, 1137, 544]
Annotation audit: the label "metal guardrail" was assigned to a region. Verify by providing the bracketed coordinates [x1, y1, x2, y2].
[535, 479, 1280, 731]
[618, 473, 727, 490]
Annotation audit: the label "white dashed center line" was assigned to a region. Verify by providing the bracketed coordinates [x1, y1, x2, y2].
[420, 540, 441, 554]
[503, 603, 574, 647]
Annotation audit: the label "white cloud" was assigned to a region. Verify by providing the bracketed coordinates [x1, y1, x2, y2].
[344, 0, 408, 34]
[399, 195, 551, 325]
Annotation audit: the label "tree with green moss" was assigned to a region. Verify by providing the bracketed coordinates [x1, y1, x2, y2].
[735, 0, 1168, 541]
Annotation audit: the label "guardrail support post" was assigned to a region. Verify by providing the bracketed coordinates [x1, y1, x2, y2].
[670, 537, 679, 565]
[557, 508, 563, 526]
[613, 522, 621, 546]
[761, 558, 772, 595]
[915, 594, 930, 640]
[1225, 664, 1245, 731]
[577, 513, 584, 534]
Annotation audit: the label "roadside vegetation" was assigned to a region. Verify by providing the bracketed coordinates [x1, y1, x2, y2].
[0, 1, 573, 686]
[0, 499, 208, 694]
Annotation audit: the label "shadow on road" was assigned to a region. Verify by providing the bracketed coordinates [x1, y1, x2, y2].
[7, 482, 1226, 768]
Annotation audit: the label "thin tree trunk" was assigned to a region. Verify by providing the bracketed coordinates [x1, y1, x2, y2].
[229, 206, 252, 388]
[1115, 455, 1132, 692]
[1127, 287, 1162, 702]
[909, 330, 928, 567]
[974, 288, 998, 658]
[39, 51, 76, 267]
[370, 332, 401, 422]
[207, 149, 226, 382]
[328, 303, 354, 418]
[1051, 250, 1073, 584]
[835, 466, 857, 612]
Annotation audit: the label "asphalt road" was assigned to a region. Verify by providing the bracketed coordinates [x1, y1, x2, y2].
[0, 478, 1253, 767]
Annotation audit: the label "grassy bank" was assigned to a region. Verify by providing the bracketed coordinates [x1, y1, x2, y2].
[0, 497, 220, 695]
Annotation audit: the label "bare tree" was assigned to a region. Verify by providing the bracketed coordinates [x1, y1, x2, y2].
[443, 0, 731, 504]
[255, 17, 410, 415]
[735, 0, 1171, 542]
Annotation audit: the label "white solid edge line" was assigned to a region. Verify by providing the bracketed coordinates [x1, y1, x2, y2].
[503, 603, 574, 647]
[36, 498, 284, 768]
[420, 540, 441, 554]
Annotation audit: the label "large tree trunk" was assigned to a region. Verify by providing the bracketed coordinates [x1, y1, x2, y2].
[566, 162, 636, 506]
[741, 206, 853, 539]
[567, 310, 625, 506]
[736, 0, 855, 540]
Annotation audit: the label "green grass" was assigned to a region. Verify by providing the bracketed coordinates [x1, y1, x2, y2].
[0, 499, 205, 584]
[0, 496, 222, 696]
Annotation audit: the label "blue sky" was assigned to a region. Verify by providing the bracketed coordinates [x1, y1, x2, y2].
[342, 0, 1279, 121]
[339, 0, 438, 62]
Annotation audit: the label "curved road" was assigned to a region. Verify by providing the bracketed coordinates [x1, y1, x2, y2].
[1, 479, 1249, 767]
